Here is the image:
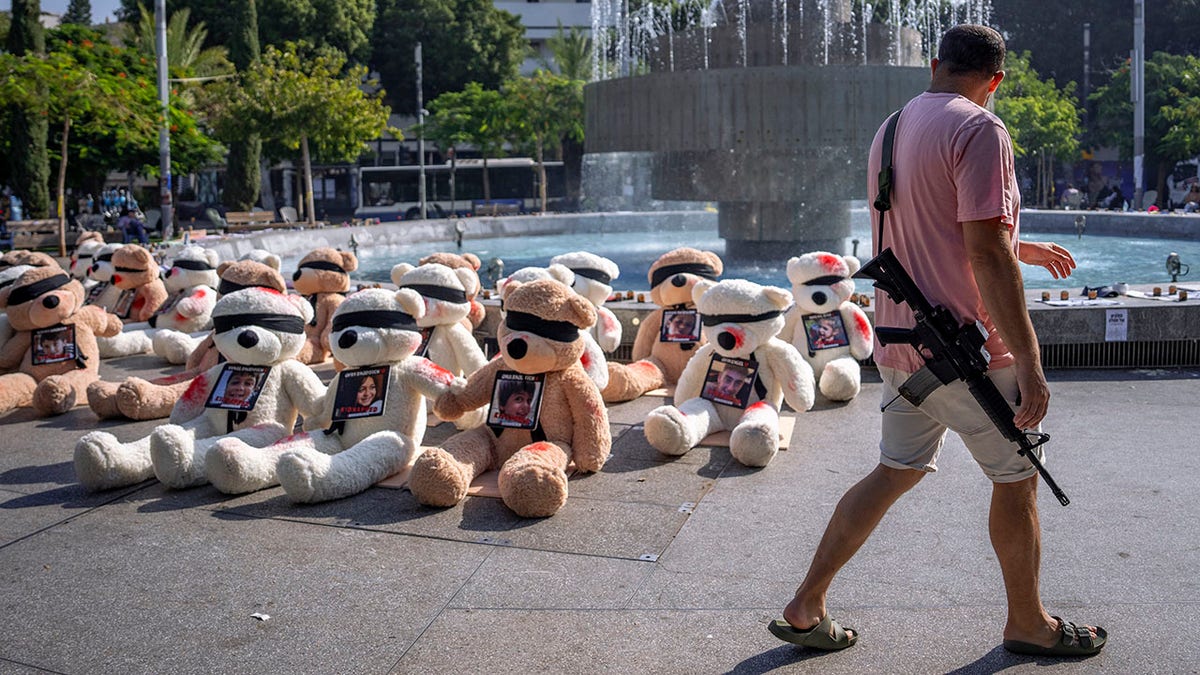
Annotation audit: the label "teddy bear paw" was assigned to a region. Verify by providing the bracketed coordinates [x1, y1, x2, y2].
[74, 432, 154, 491]
[152, 330, 197, 364]
[206, 438, 278, 494]
[149, 425, 206, 489]
[86, 380, 124, 419]
[498, 462, 568, 518]
[277, 449, 333, 503]
[409, 448, 471, 507]
[33, 375, 77, 415]
[729, 421, 778, 467]
[819, 359, 862, 402]
[644, 405, 699, 456]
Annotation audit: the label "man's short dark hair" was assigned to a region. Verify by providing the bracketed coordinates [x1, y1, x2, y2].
[937, 24, 1005, 76]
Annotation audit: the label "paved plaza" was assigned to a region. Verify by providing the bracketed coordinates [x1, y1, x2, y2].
[0, 353, 1196, 673]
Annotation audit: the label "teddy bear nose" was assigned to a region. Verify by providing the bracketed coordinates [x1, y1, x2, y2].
[338, 330, 358, 349]
[506, 338, 528, 360]
[671, 274, 687, 287]
[717, 331, 736, 350]
[237, 330, 259, 348]
[42, 295, 60, 309]
[292, 270, 302, 281]
[811, 291, 828, 305]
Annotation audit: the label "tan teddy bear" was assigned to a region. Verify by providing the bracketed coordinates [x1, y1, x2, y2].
[292, 247, 357, 364]
[602, 247, 723, 403]
[0, 267, 122, 416]
[105, 244, 168, 323]
[86, 259, 288, 421]
[409, 278, 611, 518]
[0, 249, 59, 269]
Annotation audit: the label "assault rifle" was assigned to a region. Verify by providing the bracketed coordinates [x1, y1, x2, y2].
[856, 248, 1070, 506]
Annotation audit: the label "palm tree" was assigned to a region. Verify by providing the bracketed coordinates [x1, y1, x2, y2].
[538, 21, 591, 82]
[122, 5, 233, 85]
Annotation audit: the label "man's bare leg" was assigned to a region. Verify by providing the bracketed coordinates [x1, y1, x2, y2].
[992, 475, 1100, 646]
[783, 464, 925, 632]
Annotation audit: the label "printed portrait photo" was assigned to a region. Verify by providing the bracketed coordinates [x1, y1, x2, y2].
[31, 325, 76, 366]
[660, 309, 701, 343]
[205, 364, 270, 411]
[487, 372, 545, 430]
[331, 366, 390, 421]
[701, 355, 758, 409]
[803, 311, 850, 352]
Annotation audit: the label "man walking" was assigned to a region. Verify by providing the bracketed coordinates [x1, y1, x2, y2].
[769, 24, 1105, 658]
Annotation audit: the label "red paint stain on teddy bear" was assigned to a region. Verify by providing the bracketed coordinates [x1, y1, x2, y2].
[181, 374, 209, 404]
[579, 352, 590, 368]
[854, 312, 871, 339]
[417, 358, 456, 385]
[817, 253, 844, 273]
[527, 442, 556, 453]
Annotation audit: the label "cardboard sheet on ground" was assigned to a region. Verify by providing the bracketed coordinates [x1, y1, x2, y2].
[643, 387, 674, 398]
[375, 453, 577, 496]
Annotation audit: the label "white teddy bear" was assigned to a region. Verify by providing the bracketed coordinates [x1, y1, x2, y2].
[783, 252, 874, 402]
[0, 264, 33, 351]
[152, 249, 278, 365]
[74, 286, 327, 491]
[69, 233, 106, 288]
[96, 245, 221, 359]
[499, 264, 609, 390]
[548, 251, 622, 353]
[208, 288, 465, 500]
[643, 279, 815, 468]
[83, 242, 125, 311]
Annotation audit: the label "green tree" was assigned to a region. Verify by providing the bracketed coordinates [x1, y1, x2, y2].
[223, 0, 262, 211]
[258, 0, 375, 64]
[1091, 51, 1200, 207]
[993, 50, 1083, 207]
[539, 21, 591, 82]
[122, 5, 233, 84]
[5, 0, 51, 219]
[504, 71, 584, 212]
[211, 42, 393, 225]
[61, 0, 93, 26]
[371, 0, 524, 114]
[423, 82, 507, 204]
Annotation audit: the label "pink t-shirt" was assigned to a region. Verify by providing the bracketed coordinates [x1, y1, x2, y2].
[867, 92, 1021, 373]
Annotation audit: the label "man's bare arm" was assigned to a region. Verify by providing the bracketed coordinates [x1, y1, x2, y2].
[962, 218, 1049, 429]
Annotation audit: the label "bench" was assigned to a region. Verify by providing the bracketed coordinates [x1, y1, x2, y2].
[223, 210, 293, 234]
[472, 199, 523, 217]
[2, 219, 61, 251]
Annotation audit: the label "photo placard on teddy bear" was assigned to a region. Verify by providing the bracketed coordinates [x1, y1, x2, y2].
[31, 325, 77, 366]
[331, 366, 391, 421]
[84, 282, 109, 306]
[154, 291, 185, 317]
[486, 371, 545, 430]
[660, 308, 701, 343]
[416, 328, 433, 358]
[205, 364, 271, 411]
[112, 289, 137, 319]
[802, 311, 850, 353]
[700, 355, 759, 409]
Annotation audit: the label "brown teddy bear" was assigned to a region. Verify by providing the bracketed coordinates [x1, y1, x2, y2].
[601, 247, 723, 403]
[409, 278, 611, 518]
[292, 247, 357, 364]
[87, 259, 287, 421]
[0, 267, 122, 416]
[106, 244, 169, 323]
[419, 252, 486, 329]
[0, 249, 59, 269]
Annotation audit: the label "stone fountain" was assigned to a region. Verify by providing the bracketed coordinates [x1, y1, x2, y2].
[584, 0, 994, 258]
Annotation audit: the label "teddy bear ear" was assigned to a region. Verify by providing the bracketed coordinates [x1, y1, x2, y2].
[204, 249, 222, 267]
[395, 287, 426, 319]
[763, 286, 794, 310]
[785, 256, 803, 282]
[391, 263, 415, 287]
[705, 251, 724, 276]
[286, 293, 315, 324]
[453, 267, 480, 296]
[261, 254, 281, 271]
[462, 253, 481, 270]
[566, 292, 597, 329]
[545, 263, 575, 287]
[844, 255, 861, 277]
[498, 277, 521, 300]
[340, 251, 359, 273]
[217, 261, 232, 277]
[692, 279, 717, 305]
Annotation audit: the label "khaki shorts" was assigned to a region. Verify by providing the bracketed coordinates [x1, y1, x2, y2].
[878, 365, 1045, 483]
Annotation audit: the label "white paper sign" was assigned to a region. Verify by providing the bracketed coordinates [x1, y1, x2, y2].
[1105, 309, 1128, 342]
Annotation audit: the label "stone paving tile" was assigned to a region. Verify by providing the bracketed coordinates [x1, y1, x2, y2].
[567, 453, 718, 508]
[493, 498, 690, 561]
[0, 498, 488, 675]
[447, 547, 656, 610]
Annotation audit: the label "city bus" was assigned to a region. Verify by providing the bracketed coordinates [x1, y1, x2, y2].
[355, 158, 565, 221]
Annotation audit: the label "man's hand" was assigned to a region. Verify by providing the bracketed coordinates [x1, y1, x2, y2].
[1013, 362, 1050, 430]
[1018, 241, 1076, 279]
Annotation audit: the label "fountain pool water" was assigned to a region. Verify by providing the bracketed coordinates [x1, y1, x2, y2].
[313, 206, 1200, 293]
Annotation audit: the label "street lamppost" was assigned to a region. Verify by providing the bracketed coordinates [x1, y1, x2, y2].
[416, 43, 427, 221]
[155, 0, 173, 239]
[1132, 0, 1145, 210]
